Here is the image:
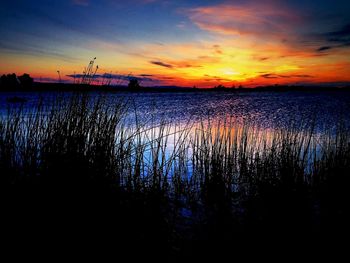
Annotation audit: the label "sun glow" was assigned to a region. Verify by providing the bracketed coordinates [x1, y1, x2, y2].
[0, 1, 349, 87]
[221, 68, 239, 76]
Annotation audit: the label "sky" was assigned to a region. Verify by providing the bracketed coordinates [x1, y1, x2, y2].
[0, 0, 350, 87]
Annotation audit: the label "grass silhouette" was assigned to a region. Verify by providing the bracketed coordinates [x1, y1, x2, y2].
[2, 94, 349, 258]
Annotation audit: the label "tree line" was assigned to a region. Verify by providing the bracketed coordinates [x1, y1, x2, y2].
[0, 73, 34, 90]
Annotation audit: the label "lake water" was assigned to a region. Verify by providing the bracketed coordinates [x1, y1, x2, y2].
[1, 90, 350, 191]
[1, 91, 349, 131]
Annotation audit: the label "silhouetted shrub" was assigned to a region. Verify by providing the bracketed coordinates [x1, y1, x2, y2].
[0, 73, 33, 90]
[128, 78, 141, 89]
[18, 73, 33, 88]
[213, 84, 226, 90]
[0, 73, 19, 89]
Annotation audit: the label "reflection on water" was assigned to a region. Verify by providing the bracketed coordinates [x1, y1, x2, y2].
[1, 91, 349, 131]
[121, 118, 326, 183]
[1, 90, 349, 210]
[1, 91, 348, 173]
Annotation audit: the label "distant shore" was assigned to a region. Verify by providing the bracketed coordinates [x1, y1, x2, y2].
[1, 82, 350, 93]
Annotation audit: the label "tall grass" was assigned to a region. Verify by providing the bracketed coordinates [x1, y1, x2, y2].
[1, 94, 350, 237]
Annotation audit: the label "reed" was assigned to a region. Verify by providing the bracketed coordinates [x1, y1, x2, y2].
[1, 94, 349, 252]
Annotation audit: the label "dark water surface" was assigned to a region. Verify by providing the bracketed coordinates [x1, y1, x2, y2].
[1, 90, 349, 131]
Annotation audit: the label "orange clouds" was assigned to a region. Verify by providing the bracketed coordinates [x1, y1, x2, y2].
[187, 3, 302, 39]
[2, 1, 349, 88]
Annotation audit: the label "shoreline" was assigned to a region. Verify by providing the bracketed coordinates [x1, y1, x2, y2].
[1, 82, 350, 93]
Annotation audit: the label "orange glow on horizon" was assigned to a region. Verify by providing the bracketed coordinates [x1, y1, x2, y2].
[1, 2, 349, 88]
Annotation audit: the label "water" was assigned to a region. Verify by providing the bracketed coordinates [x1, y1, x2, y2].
[1, 90, 349, 131]
[1, 90, 350, 209]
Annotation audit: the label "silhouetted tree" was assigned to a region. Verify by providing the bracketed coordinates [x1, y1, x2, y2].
[0, 75, 6, 87]
[213, 84, 226, 90]
[128, 78, 141, 89]
[18, 73, 34, 88]
[0, 73, 20, 89]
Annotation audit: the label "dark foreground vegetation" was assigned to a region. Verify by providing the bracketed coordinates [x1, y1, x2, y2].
[2, 95, 350, 260]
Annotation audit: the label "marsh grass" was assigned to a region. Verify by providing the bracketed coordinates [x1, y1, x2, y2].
[1, 94, 350, 255]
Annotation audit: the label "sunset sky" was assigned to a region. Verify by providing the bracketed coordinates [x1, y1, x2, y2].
[0, 0, 349, 87]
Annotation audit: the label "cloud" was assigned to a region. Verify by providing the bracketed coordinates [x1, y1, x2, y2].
[171, 61, 202, 68]
[21, 5, 124, 44]
[212, 44, 223, 54]
[259, 57, 269, 61]
[317, 46, 332, 52]
[310, 23, 350, 53]
[150, 61, 174, 68]
[186, 3, 301, 39]
[139, 74, 154, 77]
[252, 55, 270, 61]
[260, 74, 278, 79]
[66, 73, 157, 82]
[326, 23, 350, 44]
[261, 73, 313, 79]
[202, 74, 232, 82]
[0, 41, 78, 62]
